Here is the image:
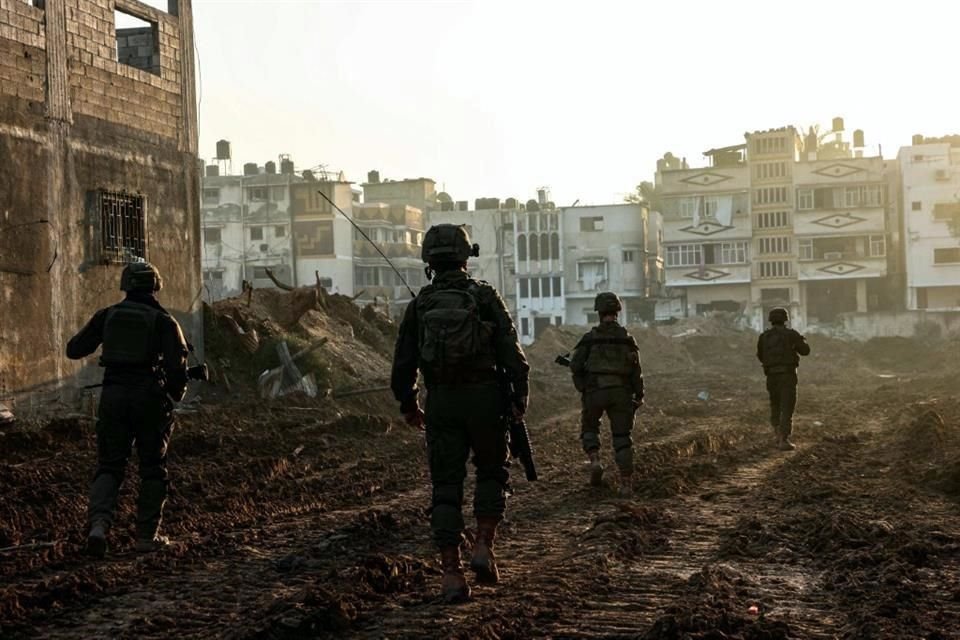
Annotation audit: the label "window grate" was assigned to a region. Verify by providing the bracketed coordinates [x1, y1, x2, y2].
[99, 191, 146, 263]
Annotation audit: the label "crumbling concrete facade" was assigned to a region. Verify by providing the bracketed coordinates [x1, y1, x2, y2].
[0, 0, 200, 411]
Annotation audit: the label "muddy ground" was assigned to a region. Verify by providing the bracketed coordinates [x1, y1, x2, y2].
[2, 301, 960, 639]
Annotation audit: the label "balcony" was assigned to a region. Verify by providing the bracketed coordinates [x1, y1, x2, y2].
[665, 263, 752, 287]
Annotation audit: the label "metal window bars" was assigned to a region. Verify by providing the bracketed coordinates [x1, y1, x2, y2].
[99, 190, 146, 263]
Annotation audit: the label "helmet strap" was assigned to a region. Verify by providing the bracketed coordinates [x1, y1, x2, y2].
[424, 265, 435, 281]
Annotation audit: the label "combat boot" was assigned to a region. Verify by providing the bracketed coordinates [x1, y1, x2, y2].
[85, 521, 108, 559]
[470, 516, 500, 585]
[778, 437, 796, 451]
[587, 450, 604, 487]
[439, 546, 470, 603]
[134, 535, 172, 553]
[618, 472, 633, 498]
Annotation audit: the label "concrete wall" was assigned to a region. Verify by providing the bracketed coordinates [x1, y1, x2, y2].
[0, 0, 200, 410]
[830, 310, 960, 339]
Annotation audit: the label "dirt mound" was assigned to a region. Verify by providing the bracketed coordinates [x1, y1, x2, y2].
[204, 287, 397, 396]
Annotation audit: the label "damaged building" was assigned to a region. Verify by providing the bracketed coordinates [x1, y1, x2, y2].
[0, 0, 201, 410]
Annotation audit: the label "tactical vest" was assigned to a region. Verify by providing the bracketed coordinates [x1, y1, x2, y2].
[579, 326, 639, 389]
[416, 282, 496, 382]
[760, 327, 797, 372]
[100, 301, 161, 368]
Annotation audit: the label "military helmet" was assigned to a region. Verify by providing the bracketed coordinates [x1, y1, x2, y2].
[421, 224, 480, 264]
[768, 307, 788, 323]
[120, 261, 163, 293]
[594, 292, 622, 314]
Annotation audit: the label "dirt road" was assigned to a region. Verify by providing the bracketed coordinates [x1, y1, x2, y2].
[3, 332, 960, 639]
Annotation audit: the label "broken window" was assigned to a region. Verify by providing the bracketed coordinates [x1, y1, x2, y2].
[579, 216, 604, 232]
[99, 191, 146, 263]
[115, 9, 161, 76]
[203, 227, 221, 244]
[248, 187, 268, 201]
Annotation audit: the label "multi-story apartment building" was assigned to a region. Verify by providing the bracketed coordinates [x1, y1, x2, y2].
[351, 202, 427, 316]
[658, 119, 893, 329]
[657, 146, 753, 318]
[201, 165, 300, 300]
[290, 179, 357, 295]
[896, 137, 960, 310]
[563, 204, 661, 328]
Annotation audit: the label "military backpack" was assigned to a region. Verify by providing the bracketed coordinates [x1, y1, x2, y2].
[760, 327, 795, 371]
[416, 284, 495, 376]
[100, 301, 160, 368]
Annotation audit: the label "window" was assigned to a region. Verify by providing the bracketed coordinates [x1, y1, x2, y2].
[203, 227, 221, 244]
[551, 233, 560, 259]
[756, 210, 790, 229]
[554, 316, 563, 326]
[870, 235, 886, 257]
[355, 266, 380, 286]
[753, 187, 788, 206]
[758, 261, 791, 278]
[517, 234, 527, 261]
[756, 161, 787, 180]
[720, 241, 748, 264]
[115, 9, 160, 76]
[294, 219, 334, 256]
[623, 250, 635, 263]
[529, 234, 540, 260]
[917, 288, 928, 309]
[271, 186, 285, 202]
[541, 277, 551, 297]
[203, 269, 223, 282]
[553, 276, 562, 297]
[798, 239, 813, 261]
[250, 226, 264, 241]
[576, 260, 608, 289]
[934, 248, 960, 264]
[548, 214, 559, 231]
[666, 244, 702, 267]
[759, 237, 791, 255]
[540, 234, 550, 260]
[912, 201, 922, 211]
[317, 276, 333, 289]
[580, 216, 604, 232]
[521, 318, 530, 337]
[934, 203, 960, 221]
[99, 190, 146, 263]
[248, 187, 268, 201]
[202, 188, 220, 205]
[275, 225, 286, 238]
[797, 189, 813, 210]
[755, 136, 787, 154]
[519, 278, 529, 298]
[530, 278, 541, 298]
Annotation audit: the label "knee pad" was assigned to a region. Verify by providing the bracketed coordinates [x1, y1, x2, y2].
[612, 435, 633, 468]
[581, 431, 601, 452]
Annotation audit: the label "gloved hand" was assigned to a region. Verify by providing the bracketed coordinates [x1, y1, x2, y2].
[403, 407, 425, 430]
[400, 393, 424, 430]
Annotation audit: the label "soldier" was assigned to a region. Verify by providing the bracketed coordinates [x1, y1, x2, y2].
[66, 262, 189, 558]
[570, 292, 644, 497]
[757, 307, 811, 451]
[391, 224, 529, 604]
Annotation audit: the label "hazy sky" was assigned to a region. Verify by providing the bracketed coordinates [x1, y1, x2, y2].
[192, 0, 958, 206]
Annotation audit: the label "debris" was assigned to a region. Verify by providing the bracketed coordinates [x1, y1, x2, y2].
[697, 391, 711, 402]
[257, 338, 329, 399]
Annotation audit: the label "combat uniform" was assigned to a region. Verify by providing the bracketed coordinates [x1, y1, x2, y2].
[66, 263, 189, 556]
[756, 307, 810, 451]
[570, 293, 644, 495]
[391, 224, 529, 603]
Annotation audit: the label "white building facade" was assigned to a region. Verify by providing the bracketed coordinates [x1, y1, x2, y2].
[897, 140, 960, 310]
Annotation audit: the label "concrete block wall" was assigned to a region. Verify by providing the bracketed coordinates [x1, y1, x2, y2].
[0, 0, 201, 413]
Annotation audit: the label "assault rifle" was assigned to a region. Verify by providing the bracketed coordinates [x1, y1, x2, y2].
[554, 352, 571, 367]
[499, 375, 538, 481]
